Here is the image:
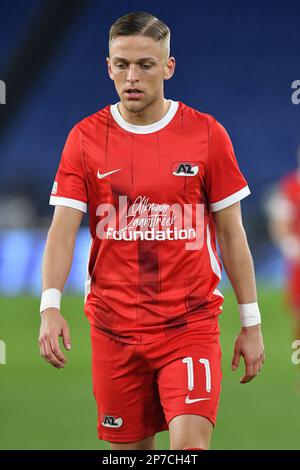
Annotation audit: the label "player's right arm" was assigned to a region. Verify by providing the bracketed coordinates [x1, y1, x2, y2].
[39, 205, 84, 368]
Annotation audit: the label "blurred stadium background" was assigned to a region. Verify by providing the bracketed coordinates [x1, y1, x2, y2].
[0, 0, 300, 450]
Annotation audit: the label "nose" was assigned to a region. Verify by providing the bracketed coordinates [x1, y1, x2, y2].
[126, 64, 139, 83]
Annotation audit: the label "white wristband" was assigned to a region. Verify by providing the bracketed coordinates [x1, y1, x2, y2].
[238, 302, 261, 327]
[40, 288, 62, 314]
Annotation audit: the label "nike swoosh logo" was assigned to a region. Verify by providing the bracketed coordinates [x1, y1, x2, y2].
[97, 168, 121, 179]
[185, 396, 211, 404]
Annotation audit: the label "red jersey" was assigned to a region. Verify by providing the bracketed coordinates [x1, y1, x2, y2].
[280, 172, 300, 238]
[50, 100, 250, 344]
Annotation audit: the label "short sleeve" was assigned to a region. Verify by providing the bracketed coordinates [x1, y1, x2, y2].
[49, 125, 88, 213]
[205, 120, 250, 212]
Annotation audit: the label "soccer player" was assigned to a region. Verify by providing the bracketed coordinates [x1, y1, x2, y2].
[267, 146, 300, 341]
[39, 12, 265, 450]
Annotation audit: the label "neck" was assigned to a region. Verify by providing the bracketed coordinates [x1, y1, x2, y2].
[117, 97, 170, 126]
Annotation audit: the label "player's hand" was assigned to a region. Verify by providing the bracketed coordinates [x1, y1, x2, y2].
[231, 324, 265, 384]
[38, 308, 71, 369]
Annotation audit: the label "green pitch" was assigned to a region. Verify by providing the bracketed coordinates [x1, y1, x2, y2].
[0, 287, 299, 450]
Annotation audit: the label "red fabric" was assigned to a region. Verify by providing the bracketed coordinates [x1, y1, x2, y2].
[280, 172, 300, 308]
[280, 172, 300, 238]
[205, 120, 248, 206]
[91, 321, 222, 443]
[50, 101, 249, 344]
[286, 261, 300, 309]
[51, 125, 88, 205]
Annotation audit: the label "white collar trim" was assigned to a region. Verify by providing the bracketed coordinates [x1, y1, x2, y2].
[110, 99, 179, 134]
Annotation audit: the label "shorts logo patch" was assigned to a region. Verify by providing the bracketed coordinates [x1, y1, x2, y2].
[102, 415, 123, 428]
[171, 162, 199, 176]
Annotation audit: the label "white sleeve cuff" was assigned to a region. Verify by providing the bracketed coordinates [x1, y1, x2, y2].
[49, 196, 87, 213]
[210, 186, 251, 212]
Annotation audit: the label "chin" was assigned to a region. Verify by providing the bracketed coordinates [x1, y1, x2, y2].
[123, 99, 147, 113]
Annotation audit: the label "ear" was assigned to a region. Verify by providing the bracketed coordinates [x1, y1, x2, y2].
[164, 57, 176, 81]
[106, 57, 113, 80]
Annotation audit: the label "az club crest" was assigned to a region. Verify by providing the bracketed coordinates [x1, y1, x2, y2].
[171, 162, 199, 176]
[102, 415, 123, 428]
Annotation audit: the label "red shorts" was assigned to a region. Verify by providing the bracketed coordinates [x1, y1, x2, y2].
[90, 321, 222, 443]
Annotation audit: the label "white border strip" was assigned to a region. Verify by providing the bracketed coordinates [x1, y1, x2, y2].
[84, 237, 93, 302]
[213, 288, 224, 299]
[49, 196, 87, 213]
[210, 186, 251, 212]
[206, 224, 222, 280]
[110, 99, 179, 134]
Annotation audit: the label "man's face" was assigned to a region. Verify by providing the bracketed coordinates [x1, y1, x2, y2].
[107, 35, 175, 113]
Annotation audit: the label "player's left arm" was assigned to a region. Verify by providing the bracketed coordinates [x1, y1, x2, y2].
[213, 201, 265, 384]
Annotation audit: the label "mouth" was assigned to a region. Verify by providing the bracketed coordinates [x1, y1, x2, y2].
[124, 88, 144, 100]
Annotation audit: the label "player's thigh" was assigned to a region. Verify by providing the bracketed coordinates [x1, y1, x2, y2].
[110, 434, 156, 450]
[169, 414, 213, 450]
[156, 322, 222, 447]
